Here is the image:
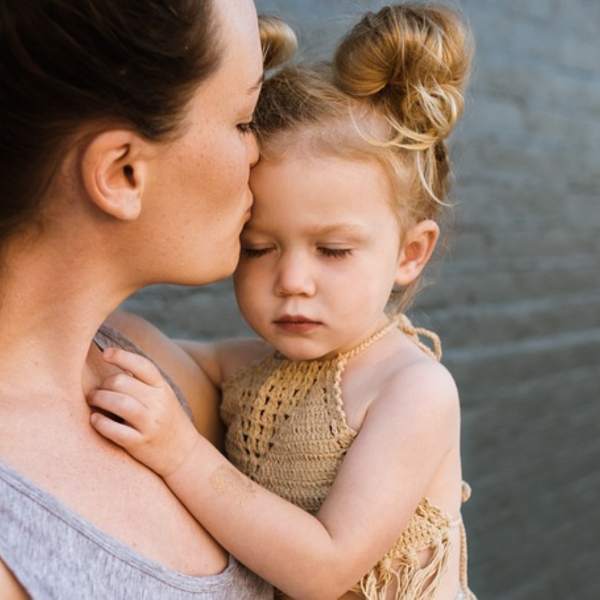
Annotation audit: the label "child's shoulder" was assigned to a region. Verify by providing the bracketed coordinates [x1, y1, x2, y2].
[214, 337, 275, 382]
[395, 350, 457, 404]
[341, 351, 459, 479]
[344, 326, 459, 433]
[362, 329, 459, 419]
[375, 338, 460, 432]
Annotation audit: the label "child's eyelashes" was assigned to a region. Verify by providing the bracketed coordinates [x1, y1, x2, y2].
[241, 247, 272, 258]
[318, 247, 353, 259]
[241, 247, 353, 259]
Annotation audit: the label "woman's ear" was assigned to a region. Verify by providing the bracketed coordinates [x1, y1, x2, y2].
[81, 130, 149, 221]
[395, 220, 440, 286]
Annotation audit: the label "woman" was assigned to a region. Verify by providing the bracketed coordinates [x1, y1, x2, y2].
[0, 0, 271, 597]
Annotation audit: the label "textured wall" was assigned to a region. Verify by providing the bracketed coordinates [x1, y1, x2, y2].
[124, 1, 600, 598]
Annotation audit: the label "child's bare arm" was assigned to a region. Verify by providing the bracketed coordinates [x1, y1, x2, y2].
[88, 349, 459, 600]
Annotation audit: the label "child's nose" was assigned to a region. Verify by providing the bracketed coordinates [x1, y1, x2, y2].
[275, 254, 316, 297]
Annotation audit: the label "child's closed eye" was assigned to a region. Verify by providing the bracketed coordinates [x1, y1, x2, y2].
[318, 247, 353, 259]
[241, 247, 272, 258]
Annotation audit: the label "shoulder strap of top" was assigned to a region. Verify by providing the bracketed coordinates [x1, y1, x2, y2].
[396, 314, 442, 361]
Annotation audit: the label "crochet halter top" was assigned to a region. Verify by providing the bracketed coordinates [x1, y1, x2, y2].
[221, 315, 475, 600]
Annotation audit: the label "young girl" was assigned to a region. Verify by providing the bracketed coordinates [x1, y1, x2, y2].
[89, 5, 475, 600]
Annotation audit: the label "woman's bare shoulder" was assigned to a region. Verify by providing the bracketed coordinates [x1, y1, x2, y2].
[0, 560, 28, 600]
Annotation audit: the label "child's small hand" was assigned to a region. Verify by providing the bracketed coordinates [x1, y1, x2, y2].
[87, 347, 199, 478]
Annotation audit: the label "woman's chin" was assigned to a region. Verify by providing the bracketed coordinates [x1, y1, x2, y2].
[204, 254, 240, 285]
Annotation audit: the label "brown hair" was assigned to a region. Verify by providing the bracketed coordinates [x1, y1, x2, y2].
[0, 0, 221, 244]
[254, 3, 473, 309]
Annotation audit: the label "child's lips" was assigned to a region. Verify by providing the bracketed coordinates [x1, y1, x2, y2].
[274, 315, 321, 333]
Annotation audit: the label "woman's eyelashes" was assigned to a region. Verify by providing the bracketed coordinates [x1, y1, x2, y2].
[237, 120, 255, 135]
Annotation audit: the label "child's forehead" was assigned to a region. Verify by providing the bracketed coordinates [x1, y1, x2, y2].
[254, 148, 384, 177]
[250, 152, 395, 210]
[243, 219, 367, 238]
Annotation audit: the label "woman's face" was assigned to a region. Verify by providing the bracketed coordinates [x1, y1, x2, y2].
[141, 0, 263, 286]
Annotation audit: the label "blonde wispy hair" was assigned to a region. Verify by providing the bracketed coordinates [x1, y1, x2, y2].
[256, 5, 474, 309]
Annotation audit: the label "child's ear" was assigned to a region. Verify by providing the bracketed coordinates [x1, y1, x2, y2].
[395, 220, 440, 286]
[81, 130, 149, 221]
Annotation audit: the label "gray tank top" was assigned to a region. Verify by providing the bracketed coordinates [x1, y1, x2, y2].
[0, 324, 273, 600]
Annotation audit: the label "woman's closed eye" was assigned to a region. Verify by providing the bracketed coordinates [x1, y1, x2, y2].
[237, 121, 255, 135]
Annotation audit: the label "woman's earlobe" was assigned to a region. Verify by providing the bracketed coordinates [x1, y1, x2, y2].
[81, 130, 146, 221]
[395, 220, 440, 286]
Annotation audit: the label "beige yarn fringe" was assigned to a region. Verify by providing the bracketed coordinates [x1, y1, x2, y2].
[355, 535, 451, 600]
[350, 483, 475, 600]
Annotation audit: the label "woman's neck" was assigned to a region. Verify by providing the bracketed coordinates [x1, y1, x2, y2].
[0, 239, 131, 404]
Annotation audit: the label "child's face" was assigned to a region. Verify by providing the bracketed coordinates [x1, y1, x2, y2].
[233, 153, 405, 360]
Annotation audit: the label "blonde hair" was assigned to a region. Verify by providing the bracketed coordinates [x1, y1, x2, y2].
[258, 15, 298, 71]
[255, 4, 473, 309]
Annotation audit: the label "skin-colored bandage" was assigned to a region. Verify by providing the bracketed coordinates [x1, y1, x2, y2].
[210, 466, 256, 506]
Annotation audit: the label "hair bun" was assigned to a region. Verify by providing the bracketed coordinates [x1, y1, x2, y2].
[259, 16, 298, 71]
[333, 4, 473, 148]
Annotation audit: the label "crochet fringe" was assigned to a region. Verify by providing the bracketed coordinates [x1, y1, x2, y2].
[351, 531, 451, 600]
[350, 484, 476, 600]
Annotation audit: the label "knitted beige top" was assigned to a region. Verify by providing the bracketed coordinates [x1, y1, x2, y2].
[221, 316, 475, 600]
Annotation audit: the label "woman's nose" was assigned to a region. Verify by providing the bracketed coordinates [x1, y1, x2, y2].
[247, 131, 260, 167]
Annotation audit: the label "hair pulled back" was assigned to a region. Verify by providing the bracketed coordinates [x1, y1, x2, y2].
[254, 3, 473, 310]
[0, 0, 220, 242]
[335, 5, 470, 149]
[258, 15, 297, 72]
[334, 3, 472, 209]
[255, 3, 472, 220]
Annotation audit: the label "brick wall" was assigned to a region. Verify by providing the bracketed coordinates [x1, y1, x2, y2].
[124, 1, 600, 597]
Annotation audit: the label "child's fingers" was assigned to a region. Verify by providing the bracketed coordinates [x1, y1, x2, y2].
[87, 388, 147, 428]
[101, 347, 164, 387]
[90, 411, 142, 449]
[95, 372, 159, 407]
[96, 371, 178, 415]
